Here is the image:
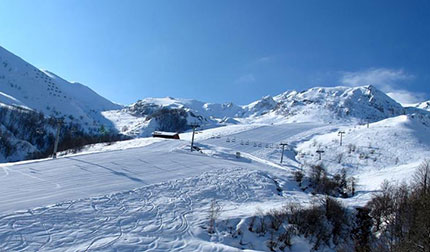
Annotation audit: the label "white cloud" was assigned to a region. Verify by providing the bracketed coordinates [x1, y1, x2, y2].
[255, 56, 272, 64]
[386, 91, 426, 105]
[339, 68, 423, 105]
[340, 68, 413, 87]
[235, 73, 256, 84]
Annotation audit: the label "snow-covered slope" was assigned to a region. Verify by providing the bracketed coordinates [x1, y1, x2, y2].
[0, 46, 121, 129]
[295, 114, 430, 205]
[130, 97, 244, 119]
[1, 116, 429, 251]
[266, 85, 406, 123]
[412, 100, 430, 111]
[103, 97, 245, 137]
[0, 44, 423, 137]
[105, 85, 411, 136]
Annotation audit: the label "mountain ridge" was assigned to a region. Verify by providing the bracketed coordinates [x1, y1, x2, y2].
[0, 45, 121, 130]
[1, 44, 430, 152]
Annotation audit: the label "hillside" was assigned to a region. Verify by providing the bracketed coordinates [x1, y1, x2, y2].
[268, 85, 405, 123]
[2, 45, 425, 141]
[412, 100, 430, 111]
[0, 46, 127, 161]
[102, 97, 245, 137]
[1, 114, 430, 251]
[0, 46, 121, 129]
[105, 85, 410, 136]
[1, 44, 430, 250]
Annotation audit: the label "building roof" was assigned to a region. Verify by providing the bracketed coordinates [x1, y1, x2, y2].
[152, 131, 179, 136]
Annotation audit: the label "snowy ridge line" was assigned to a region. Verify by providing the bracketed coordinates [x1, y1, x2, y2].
[0, 45, 121, 127]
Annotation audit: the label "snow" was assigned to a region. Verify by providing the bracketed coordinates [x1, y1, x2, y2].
[0, 166, 305, 251]
[2, 45, 430, 250]
[1, 113, 430, 250]
[0, 46, 121, 129]
[109, 85, 413, 137]
[268, 85, 406, 124]
[0, 122, 318, 251]
[135, 97, 244, 119]
[296, 115, 430, 174]
[412, 100, 430, 111]
[0, 139, 272, 213]
[58, 137, 164, 157]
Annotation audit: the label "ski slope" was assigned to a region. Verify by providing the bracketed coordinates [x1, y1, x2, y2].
[0, 123, 315, 251]
[0, 125, 313, 251]
[0, 139, 283, 213]
[0, 166, 307, 251]
[181, 122, 339, 167]
[0, 119, 429, 251]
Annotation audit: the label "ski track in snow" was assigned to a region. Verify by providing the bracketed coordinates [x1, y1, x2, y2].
[0, 167, 289, 251]
[0, 119, 426, 251]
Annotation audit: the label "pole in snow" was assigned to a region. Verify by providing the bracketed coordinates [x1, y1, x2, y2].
[190, 124, 200, 152]
[53, 120, 62, 159]
[338, 131, 345, 146]
[279, 143, 288, 164]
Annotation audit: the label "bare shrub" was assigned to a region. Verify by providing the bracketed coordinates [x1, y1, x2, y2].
[412, 159, 430, 194]
[336, 153, 344, 163]
[207, 200, 221, 234]
[294, 170, 304, 186]
[348, 144, 356, 153]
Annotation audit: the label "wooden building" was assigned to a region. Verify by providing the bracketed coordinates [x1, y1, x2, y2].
[152, 131, 180, 140]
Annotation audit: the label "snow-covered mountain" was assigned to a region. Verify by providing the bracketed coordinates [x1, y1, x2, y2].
[0, 46, 126, 162]
[412, 100, 430, 111]
[2, 46, 430, 251]
[0, 46, 121, 129]
[2, 45, 430, 162]
[106, 85, 412, 136]
[269, 85, 406, 123]
[102, 97, 246, 136]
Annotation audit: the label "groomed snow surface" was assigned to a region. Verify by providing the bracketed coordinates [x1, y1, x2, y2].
[1, 118, 429, 251]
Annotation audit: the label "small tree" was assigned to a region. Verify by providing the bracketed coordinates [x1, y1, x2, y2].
[412, 159, 430, 194]
[207, 200, 221, 234]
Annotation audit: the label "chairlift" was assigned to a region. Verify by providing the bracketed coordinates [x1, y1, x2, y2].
[258, 143, 262, 147]
[245, 140, 249, 145]
[253, 142, 257, 147]
[226, 137, 230, 143]
[232, 137, 236, 143]
[240, 140, 244, 145]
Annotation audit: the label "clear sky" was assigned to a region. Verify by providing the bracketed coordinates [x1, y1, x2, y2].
[0, 0, 429, 105]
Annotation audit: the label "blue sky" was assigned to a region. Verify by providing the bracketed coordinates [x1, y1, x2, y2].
[0, 0, 429, 105]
